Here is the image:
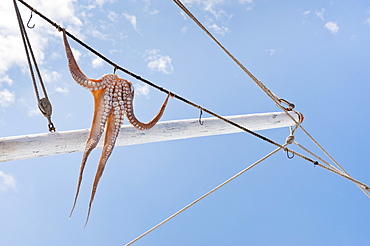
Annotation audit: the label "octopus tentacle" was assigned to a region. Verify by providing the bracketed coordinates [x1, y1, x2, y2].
[124, 82, 170, 130]
[69, 88, 112, 217]
[62, 29, 105, 90]
[84, 84, 125, 226]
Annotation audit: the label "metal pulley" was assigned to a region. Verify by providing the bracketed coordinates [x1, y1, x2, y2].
[38, 98, 56, 132]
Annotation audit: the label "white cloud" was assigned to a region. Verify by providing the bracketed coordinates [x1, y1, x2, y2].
[144, 49, 174, 74]
[183, 0, 228, 19]
[19, 98, 40, 117]
[50, 52, 62, 60]
[142, 0, 159, 15]
[205, 2, 228, 19]
[147, 57, 174, 74]
[149, 9, 159, 15]
[134, 83, 150, 96]
[180, 12, 187, 20]
[27, 107, 40, 117]
[0, 171, 16, 192]
[71, 48, 82, 62]
[181, 26, 188, 35]
[0, 29, 25, 75]
[207, 23, 229, 36]
[94, 0, 116, 8]
[265, 49, 276, 56]
[365, 17, 370, 26]
[181, 0, 237, 35]
[302, 10, 311, 16]
[109, 49, 123, 54]
[108, 11, 119, 22]
[239, 0, 253, 3]
[239, 0, 254, 11]
[92, 57, 104, 69]
[183, 0, 202, 3]
[0, 0, 82, 77]
[0, 75, 13, 86]
[55, 86, 69, 94]
[35, 0, 83, 28]
[42, 70, 62, 83]
[315, 8, 325, 21]
[122, 13, 138, 32]
[89, 29, 108, 40]
[325, 21, 339, 34]
[0, 89, 15, 107]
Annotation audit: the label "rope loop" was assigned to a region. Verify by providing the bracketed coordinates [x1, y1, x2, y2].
[278, 98, 295, 111]
[285, 135, 294, 145]
[55, 23, 63, 32]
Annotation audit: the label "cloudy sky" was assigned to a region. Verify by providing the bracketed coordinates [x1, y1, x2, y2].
[1, 0, 370, 245]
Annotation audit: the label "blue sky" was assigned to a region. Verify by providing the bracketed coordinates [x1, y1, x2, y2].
[1, 0, 370, 245]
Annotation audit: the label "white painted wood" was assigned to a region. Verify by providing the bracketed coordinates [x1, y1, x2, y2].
[0, 111, 302, 162]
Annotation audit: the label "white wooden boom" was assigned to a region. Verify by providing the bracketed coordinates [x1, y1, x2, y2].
[0, 111, 302, 162]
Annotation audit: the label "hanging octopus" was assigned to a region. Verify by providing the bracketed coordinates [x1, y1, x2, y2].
[62, 29, 171, 226]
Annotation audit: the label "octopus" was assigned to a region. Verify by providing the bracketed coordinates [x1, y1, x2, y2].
[61, 29, 171, 226]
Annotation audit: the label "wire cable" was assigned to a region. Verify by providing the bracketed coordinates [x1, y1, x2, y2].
[14, 0, 293, 157]
[13, 0, 55, 132]
[172, 0, 368, 196]
[173, 0, 283, 108]
[125, 146, 284, 246]
[294, 141, 370, 198]
[16, 0, 370, 195]
[15, 2, 370, 244]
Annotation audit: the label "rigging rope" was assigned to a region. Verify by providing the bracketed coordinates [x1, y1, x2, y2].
[173, 0, 287, 110]
[13, 1, 293, 155]
[13, 0, 56, 132]
[15, 0, 370, 195]
[172, 0, 369, 196]
[14, 1, 370, 244]
[125, 145, 285, 246]
[294, 141, 370, 198]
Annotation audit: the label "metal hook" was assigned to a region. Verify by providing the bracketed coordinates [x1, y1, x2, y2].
[199, 109, 204, 125]
[286, 150, 294, 159]
[27, 11, 35, 29]
[113, 67, 117, 74]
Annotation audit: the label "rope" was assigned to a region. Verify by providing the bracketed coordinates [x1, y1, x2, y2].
[295, 141, 342, 172]
[14, 1, 289, 155]
[13, 0, 55, 132]
[125, 146, 284, 246]
[294, 141, 370, 197]
[15, 0, 370, 194]
[172, 0, 369, 196]
[15, 2, 369, 244]
[173, 0, 284, 109]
